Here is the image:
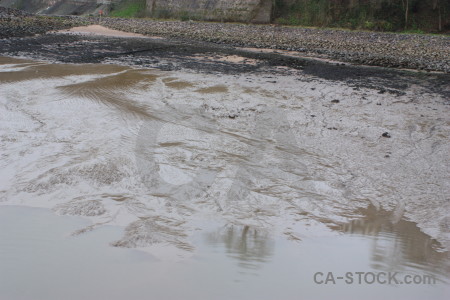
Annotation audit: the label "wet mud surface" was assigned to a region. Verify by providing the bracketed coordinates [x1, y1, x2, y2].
[0, 29, 449, 295]
[1, 32, 449, 99]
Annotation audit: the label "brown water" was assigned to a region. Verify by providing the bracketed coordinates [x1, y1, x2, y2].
[0, 57, 449, 299]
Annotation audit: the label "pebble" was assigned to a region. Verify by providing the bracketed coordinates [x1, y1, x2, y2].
[1, 7, 448, 73]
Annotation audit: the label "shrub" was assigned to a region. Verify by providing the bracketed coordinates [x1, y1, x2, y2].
[180, 11, 190, 21]
[109, 0, 146, 18]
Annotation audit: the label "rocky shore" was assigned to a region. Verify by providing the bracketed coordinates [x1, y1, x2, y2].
[0, 7, 449, 72]
[0, 7, 87, 39]
[98, 18, 450, 73]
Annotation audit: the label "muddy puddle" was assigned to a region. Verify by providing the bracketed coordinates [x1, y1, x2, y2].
[0, 57, 449, 299]
[0, 206, 448, 300]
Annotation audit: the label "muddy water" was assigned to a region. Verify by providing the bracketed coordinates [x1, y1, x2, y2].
[0, 57, 449, 299]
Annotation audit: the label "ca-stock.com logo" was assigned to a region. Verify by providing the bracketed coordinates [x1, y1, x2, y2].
[313, 271, 437, 285]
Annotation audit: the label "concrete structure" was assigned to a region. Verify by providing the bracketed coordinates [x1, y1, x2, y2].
[146, 0, 272, 23]
[0, 0, 273, 22]
[0, 0, 110, 15]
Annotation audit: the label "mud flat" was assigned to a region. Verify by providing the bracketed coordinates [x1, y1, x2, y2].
[56, 24, 150, 38]
[0, 24, 449, 299]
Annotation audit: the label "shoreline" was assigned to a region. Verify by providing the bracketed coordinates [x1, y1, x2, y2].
[0, 7, 449, 73]
[1, 24, 449, 101]
[98, 17, 450, 73]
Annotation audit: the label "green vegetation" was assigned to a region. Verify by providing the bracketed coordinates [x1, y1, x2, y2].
[109, 0, 146, 18]
[273, 0, 449, 32]
[12, 0, 25, 10]
[109, 1, 204, 21]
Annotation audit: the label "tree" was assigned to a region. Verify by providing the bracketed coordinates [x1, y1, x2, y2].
[402, 0, 409, 30]
[433, 0, 442, 31]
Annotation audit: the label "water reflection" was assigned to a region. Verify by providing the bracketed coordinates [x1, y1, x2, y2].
[204, 225, 274, 270]
[341, 205, 450, 280]
[204, 205, 449, 284]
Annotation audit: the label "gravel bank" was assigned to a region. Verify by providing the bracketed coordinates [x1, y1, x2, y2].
[0, 7, 87, 39]
[98, 17, 450, 73]
[0, 6, 31, 18]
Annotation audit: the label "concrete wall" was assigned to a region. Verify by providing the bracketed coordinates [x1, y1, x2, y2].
[146, 0, 272, 23]
[0, 0, 110, 15]
[0, 0, 273, 22]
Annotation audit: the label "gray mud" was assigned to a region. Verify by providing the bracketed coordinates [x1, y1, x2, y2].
[1, 32, 449, 99]
[0, 55, 449, 254]
[0, 24, 449, 297]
